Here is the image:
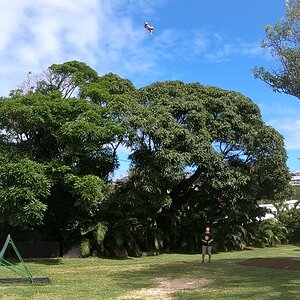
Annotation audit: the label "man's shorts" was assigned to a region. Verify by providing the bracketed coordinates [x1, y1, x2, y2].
[202, 245, 212, 255]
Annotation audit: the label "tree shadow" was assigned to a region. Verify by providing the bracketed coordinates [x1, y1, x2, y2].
[110, 258, 300, 299]
[25, 258, 63, 265]
[291, 242, 300, 251]
[0, 277, 51, 284]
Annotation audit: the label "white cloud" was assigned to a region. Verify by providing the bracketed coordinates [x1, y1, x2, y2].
[205, 40, 268, 63]
[268, 118, 300, 150]
[0, 0, 168, 96]
[0, 0, 272, 96]
[239, 43, 265, 57]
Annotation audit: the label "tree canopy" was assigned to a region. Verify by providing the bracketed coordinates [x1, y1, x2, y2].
[253, 0, 300, 100]
[106, 80, 292, 252]
[0, 61, 292, 255]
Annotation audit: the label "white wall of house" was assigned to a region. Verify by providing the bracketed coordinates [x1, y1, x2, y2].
[259, 200, 299, 220]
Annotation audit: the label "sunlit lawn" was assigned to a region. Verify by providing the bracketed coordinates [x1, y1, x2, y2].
[0, 244, 299, 299]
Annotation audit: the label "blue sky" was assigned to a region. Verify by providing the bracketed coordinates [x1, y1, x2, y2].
[0, 0, 299, 177]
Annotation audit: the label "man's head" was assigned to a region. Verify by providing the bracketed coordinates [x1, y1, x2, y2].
[205, 227, 210, 233]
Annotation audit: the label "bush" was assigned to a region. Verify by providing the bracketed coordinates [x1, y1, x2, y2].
[279, 208, 300, 242]
[256, 219, 288, 247]
[80, 239, 91, 257]
[213, 224, 256, 251]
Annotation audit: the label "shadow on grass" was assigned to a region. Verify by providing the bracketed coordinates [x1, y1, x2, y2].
[292, 243, 300, 251]
[110, 258, 300, 299]
[0, 277, 51, 284]
[25, 258, 63, 265]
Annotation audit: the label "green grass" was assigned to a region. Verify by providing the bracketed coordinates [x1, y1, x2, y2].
[0, 244, 299, 299]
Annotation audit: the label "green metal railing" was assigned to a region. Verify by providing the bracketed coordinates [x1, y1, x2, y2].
[0, 234, 33, 283]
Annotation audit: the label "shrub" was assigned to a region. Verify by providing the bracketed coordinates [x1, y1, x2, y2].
[256, 219, 288, 247]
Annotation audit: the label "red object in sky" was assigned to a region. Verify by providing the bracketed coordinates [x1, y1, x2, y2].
[144, 22, 154, 34]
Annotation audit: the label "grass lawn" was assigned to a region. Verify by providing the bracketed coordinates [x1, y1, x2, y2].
[0, 244, 300, 300]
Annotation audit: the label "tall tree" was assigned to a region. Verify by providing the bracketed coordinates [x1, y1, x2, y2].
[253, 0, 300, 100]
[111, 81, 292, 252]
[0, 62, 126, 242]
[0, 61, 292, 254]
[13, 61, 98, 98]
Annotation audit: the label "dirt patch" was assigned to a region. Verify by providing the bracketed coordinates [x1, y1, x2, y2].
[240, 258, 300, 271]
[118, 277, 210, 300]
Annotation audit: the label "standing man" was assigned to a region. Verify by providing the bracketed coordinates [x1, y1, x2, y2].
[201, 226, 214, 263]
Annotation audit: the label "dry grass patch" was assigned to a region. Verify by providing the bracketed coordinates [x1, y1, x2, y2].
[118, 277, 211, 300]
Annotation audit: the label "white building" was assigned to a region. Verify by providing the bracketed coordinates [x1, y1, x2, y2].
[259, 204, 277, 220]
[290, 171, 300, 186]
[259, 200, 299, 220]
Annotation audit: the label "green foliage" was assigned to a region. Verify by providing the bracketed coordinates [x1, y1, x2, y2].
[16, 61, 99, 98]
[81, 222, 108, 245]
[277, 203, 300, 242]
[104, 80, 291, 253]
[257, 219, 288, 247]
[80, 238, 91, 257]
[94, 222, 108, 244]
[0, 60, 292, 255]
[217, 225, 255, 251]
[65, 174, 106, 211]
[79, 222, 108, 257]
[0, 61, 126, 242]
[253, 0, 300, 99]
[0, 155, 50, 228]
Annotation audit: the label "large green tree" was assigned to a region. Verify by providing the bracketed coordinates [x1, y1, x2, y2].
[0, 62, 125, 242]
[253, 0, 300, 99]
[14, 61, 98, 98]
[106, 81, 292, 252]
[0, 60, 292, 255]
